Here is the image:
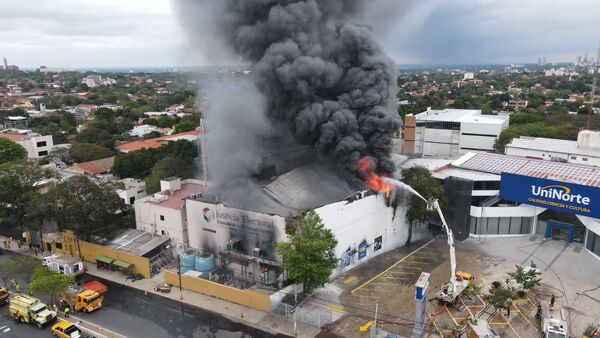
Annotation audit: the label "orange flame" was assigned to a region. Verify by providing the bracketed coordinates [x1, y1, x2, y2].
[357, 156, 393, 198]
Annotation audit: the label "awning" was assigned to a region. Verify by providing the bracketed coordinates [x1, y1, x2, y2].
[112, 259, 133, 270]
[96, 256, 114, 264]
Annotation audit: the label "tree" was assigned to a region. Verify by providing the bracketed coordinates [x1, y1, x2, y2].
[401, 166, 447, 245]
[0, 162, 57, 228]
[508, 262, 542, 291]
[145, 155, 194, 193]
[75, 127, 115, 148]
[68, 143, 114, 163]
[42, 176, 126, 240]
[143, 131, 162, 139]
[173, 122, 196, 134]
[276, 210, 338, 293]
[28, 267, 75, 306]
[12, 255, 42, 284]
[489, 286, 516, 313]
[0, 138, 27, 164]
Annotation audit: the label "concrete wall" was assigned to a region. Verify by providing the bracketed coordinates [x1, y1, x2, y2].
[164, 270, 271, 312]
[44, 231, 152, 278]
[315, 193, 426, 278]
[78, 241, 151, 278]
[420, 129, 460, 156]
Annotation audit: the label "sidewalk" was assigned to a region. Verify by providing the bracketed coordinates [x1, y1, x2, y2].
[0, 235, 319, 338]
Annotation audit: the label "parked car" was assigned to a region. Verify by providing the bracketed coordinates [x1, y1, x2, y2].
[51, 321, 81, 338]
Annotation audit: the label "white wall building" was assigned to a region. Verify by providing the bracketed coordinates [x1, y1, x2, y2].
[0, 130, 54, 158]
[134, 178, 204, 252]
[404, 109, 509, 157]
[182, 160, 428, 278]
[81, 75, 116, 88]
[505, 130, 600, 167]
[463, 72, 474, 80]
[117, 178, 147, 205]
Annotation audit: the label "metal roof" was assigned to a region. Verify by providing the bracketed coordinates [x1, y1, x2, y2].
[106, 229, 170, 257]
[453, 152, 600, 187]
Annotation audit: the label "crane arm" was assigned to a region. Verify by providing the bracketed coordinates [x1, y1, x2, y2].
[429, 199, 456, 287]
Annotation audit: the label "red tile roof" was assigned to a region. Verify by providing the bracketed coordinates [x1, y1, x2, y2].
[149, 183, 204, 209]
[0, 133, 30, 141]
[65, 157, 115, 175]
[116, 130, 201, 153]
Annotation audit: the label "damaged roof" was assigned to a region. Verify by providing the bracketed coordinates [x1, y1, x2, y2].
[201, 159, 363, 216]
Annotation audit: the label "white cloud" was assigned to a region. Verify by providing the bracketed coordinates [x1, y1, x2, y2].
[0, 0, 598, 67]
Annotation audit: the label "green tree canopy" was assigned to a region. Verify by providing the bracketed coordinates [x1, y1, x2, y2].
[145, 155, 195, 193]
[68, 143, 114, 163]
[401, 165, 447, 244]
[75, 127, 115, 148]
[490, 286, 516, 312]
[28, 267, 75, 305]
[0, 162, 57, 228]
[276, 210, 338, 292]
[0, 138, 27, 164]
[112, 139, 197, 179]
[41, 176, 126, 240]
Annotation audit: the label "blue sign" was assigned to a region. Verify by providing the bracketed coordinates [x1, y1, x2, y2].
[500, 173, 600, 218]
[358, 240, 367, 260]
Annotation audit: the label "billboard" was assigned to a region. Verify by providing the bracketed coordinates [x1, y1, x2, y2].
[500, 173, 599, 218]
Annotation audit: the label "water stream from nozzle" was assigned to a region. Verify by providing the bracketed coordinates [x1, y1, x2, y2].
[384, 177, 427, 202]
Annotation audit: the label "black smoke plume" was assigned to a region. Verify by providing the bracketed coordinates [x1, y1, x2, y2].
[177, 0, 401, 176]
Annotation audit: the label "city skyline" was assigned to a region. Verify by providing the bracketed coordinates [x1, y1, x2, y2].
[0, 0, 599, 68]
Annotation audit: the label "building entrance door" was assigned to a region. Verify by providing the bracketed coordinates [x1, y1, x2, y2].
[545, 221, 574, 243]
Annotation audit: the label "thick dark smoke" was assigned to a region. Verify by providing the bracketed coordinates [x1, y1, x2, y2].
[176, 0, 401, 176]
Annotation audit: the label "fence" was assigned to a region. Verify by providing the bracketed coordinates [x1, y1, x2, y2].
[272, 301, 336, 328]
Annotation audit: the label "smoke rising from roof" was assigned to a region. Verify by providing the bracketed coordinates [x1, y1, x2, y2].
[177, 0, 401, 179]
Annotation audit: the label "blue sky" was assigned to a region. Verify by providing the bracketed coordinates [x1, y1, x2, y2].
[0, 0, 598, 68]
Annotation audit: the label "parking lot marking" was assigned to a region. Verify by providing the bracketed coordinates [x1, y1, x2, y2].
[444, 305, 458, 326]
[343, 276, 357, 284]
[351, 237, 437, 295]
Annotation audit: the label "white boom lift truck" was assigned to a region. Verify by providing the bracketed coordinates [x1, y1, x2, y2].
[427, 198, 473, 304]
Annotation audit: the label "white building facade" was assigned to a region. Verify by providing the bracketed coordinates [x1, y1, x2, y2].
[404, 109, 509, 157]
[0, 131, 54, 158]
[505, 130, 600, 167]
[117, 178, 147, 205]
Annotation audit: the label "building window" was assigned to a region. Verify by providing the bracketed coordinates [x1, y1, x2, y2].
[55, 242, 63, 249]
[571, 156, 577, 160]
[586, 231, 600, 257]
[160, 215, 165, 221]
[38, 151, 48, 156]
[36, 141, 47, 147]
[161, 230, 166, 235]
[583, 157, 588, 161]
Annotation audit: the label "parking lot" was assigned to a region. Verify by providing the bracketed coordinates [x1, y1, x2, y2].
[315, 235, 600, 338]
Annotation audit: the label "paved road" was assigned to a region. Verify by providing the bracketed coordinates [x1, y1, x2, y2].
[0, 251, 262, 338]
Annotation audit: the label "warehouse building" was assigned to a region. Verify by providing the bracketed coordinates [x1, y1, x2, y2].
[434, 152, 600, 259]
[185, 159, 427, 278]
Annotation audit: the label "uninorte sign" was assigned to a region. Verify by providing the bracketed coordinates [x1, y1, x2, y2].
[500, 172, 599, 218]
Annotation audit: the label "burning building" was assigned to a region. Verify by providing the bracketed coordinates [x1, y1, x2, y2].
[185, 157, 428, 279]
[169, 0, 419, 282]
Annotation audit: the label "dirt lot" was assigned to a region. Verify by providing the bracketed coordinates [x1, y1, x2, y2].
[314, 235, 600, 338]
